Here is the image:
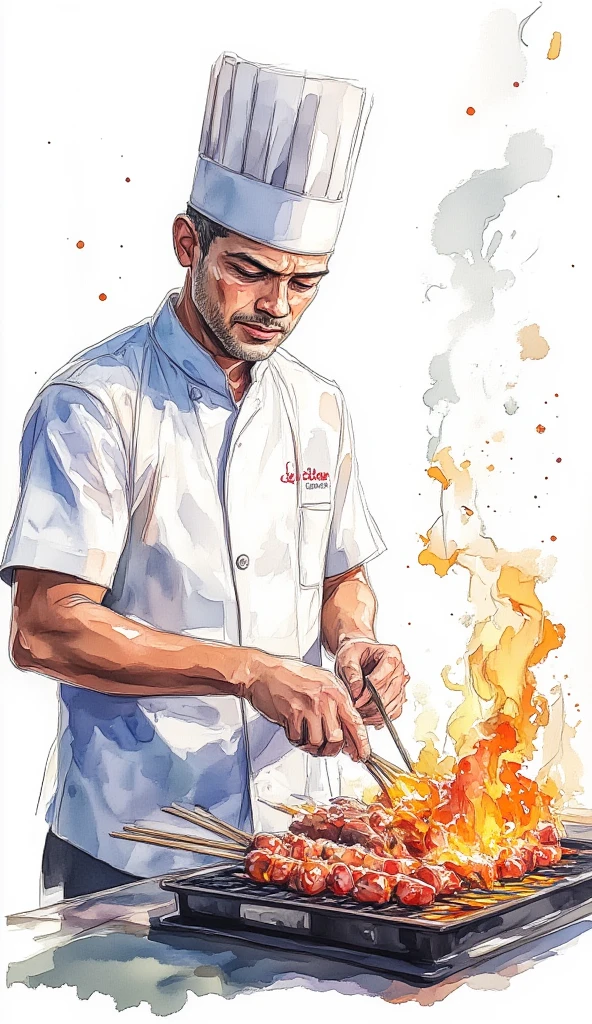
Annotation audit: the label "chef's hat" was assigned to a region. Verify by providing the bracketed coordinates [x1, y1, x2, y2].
[189, 52, 372, 255]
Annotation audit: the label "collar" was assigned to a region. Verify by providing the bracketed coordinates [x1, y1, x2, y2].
[151, 290, 269, 403]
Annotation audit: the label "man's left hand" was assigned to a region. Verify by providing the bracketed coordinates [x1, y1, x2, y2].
[334, 638, 409, 726]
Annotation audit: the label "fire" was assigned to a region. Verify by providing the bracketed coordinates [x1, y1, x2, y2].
[373, 449, 569, 886]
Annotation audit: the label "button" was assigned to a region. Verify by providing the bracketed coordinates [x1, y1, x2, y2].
[236, 554, 250, 570]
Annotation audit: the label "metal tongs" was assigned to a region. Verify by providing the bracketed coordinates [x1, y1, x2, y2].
[364, 675, 416, 775]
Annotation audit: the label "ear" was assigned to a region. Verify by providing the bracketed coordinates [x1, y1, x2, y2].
[172, 215, 201, 268]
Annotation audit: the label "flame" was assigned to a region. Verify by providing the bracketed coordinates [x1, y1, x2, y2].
[377, 450, 571, 883]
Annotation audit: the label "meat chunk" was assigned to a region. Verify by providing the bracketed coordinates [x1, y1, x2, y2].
[416, 864, 462, 894]
[244, 850, 272, 883]
[395, 876, 436, 907]
[353, 871, 396, 904]
[327, 862, 354, 896]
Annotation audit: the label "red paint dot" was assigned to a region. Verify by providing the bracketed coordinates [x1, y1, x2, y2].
[536, 424, 546, 433]
[466, 106, 476, 116]
[556, 457, 562, 463]
[550, 535, 557, 542]
[125, 177, 131, 182]
[554, 393, 559, 397]
[99, 293, 107, 301]
[76, 240, 85, 249]
[513, 81, 520, 88]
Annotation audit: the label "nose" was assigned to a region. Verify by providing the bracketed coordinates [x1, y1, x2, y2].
[255, 278, 290, 319]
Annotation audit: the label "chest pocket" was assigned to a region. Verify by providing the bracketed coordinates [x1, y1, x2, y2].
[298, 502, 333, 588]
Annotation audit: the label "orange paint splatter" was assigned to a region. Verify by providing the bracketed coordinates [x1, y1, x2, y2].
[99, 293, 107, 301]
[536, 424, 546, 433]
[466, 106, 476, 116]
[462, 506, 474, 517]
[487, 464, 495, 471]
[76, 240, 85, 249]
[550, 535, 557, 542]
[427, 466, 450, 489]
[547, 32, 562, 60]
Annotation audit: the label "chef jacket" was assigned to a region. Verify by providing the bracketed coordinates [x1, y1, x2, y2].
[1, 290, 385, 875]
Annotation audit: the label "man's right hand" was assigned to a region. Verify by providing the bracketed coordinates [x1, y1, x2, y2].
[241, 654, 370, 762]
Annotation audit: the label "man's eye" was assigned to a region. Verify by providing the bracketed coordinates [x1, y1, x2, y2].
[229, 264, 265, 280]
[292, 279, 318, 292]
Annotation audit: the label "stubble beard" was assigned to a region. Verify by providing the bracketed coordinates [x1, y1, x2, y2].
[191, 265, 289, 362]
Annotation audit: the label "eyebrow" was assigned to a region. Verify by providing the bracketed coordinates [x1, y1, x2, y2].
[226, 252, 330, 278]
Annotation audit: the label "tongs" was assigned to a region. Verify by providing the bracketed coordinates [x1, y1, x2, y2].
[363, 674, 416, 775]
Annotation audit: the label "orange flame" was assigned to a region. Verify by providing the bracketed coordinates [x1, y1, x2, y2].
[375, 452, 569, 884]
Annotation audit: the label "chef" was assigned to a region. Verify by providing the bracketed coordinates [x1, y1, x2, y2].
[2, 52, 408, 899]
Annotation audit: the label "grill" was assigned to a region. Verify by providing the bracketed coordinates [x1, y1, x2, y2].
[157, 839, 592, 983]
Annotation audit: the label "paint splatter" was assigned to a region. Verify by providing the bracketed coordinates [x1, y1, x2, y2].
[518, 323, 549, 360]
[550, 535, 557, 542]
[486, 464, 495, 471]
[547, 32, 562, 60]
[76, 240, 85, 249]
[98, 293, 107, 301]
[536, 424, 546, 433]
[556, 457, 562, 463]
[466, 107, 476, 116]
[125, 177, 131, 182]
[513, 81, 520, 87]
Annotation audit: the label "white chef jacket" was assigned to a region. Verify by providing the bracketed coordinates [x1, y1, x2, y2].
[1, 290, 385, 875]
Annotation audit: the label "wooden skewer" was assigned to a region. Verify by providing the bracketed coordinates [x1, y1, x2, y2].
[121, 825, 245, 852]
[190, 804, 253, 841]
[257, 798, 301, 816]
[111, 831, 245, 860]
[163, 805, 251, 845]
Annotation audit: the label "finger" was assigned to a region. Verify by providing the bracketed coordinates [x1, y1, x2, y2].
[318, 706, 344, 758]
[285, 712, 305, 746]
[339, 698, 371, 762]
[301, 713, 324, 755]
[337, 658, 365, 702]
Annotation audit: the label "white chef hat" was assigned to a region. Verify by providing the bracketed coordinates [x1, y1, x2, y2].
[189, 52, 372, 255]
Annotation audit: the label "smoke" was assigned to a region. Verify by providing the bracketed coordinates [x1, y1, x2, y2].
[424, 130, 553, 459]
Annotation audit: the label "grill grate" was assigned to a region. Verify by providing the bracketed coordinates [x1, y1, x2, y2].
[169, 843, 592, 924]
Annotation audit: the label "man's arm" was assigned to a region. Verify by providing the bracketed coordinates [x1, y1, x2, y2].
[322, 565, 408, 725]
[10, 568, 369, 760]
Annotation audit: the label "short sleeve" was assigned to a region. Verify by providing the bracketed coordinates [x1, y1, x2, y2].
[1, 384, 129, 588]
[324, 393, 386, 578]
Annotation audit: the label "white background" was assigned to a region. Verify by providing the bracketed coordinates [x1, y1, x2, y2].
[1, 0, 591, 1020]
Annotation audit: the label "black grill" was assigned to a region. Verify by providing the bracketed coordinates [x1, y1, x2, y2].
[157, 840, 592, 982]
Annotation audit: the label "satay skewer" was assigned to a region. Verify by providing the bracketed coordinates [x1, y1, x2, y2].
[111, 830, 245, 860]
[163, 804, 251, 845]
[121, 824, 246, 852]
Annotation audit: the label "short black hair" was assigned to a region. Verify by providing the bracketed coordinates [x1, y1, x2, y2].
[185, 206, 229, 259]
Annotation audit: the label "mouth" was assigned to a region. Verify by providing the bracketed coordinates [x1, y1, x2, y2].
[235, 322, 284, 343]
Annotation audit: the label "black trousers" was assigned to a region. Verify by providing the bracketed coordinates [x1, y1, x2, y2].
[42, 830, 142, 899]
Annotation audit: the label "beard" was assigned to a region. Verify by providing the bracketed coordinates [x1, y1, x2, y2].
[191, 265, 290, 361]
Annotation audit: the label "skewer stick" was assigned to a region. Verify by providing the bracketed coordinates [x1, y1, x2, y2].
[110, 831, 245, 860]
[257, 798, 301, 816]
[163, 805, 251, 845]
[190, 803, 254, 841]
[121, 825, 245, 852]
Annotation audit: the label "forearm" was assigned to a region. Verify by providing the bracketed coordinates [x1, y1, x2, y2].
[12, 591, 263, 698]
[321, 566, 377, 655]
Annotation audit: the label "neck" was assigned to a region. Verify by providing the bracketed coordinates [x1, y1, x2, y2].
[174, 275, 252, 402]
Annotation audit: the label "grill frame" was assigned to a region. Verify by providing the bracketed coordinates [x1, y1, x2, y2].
[158, 839, 592, 978]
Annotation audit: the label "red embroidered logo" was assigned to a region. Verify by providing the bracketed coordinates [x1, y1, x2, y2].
[280, 462, 330, 489]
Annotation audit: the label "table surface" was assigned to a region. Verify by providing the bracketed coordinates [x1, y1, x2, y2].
[6, 823, 592, 1016]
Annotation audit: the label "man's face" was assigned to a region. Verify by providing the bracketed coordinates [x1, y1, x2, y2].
[188, 226, 331, 361]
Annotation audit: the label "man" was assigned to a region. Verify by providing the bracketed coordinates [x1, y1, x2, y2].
[2, 53, 408, 899]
